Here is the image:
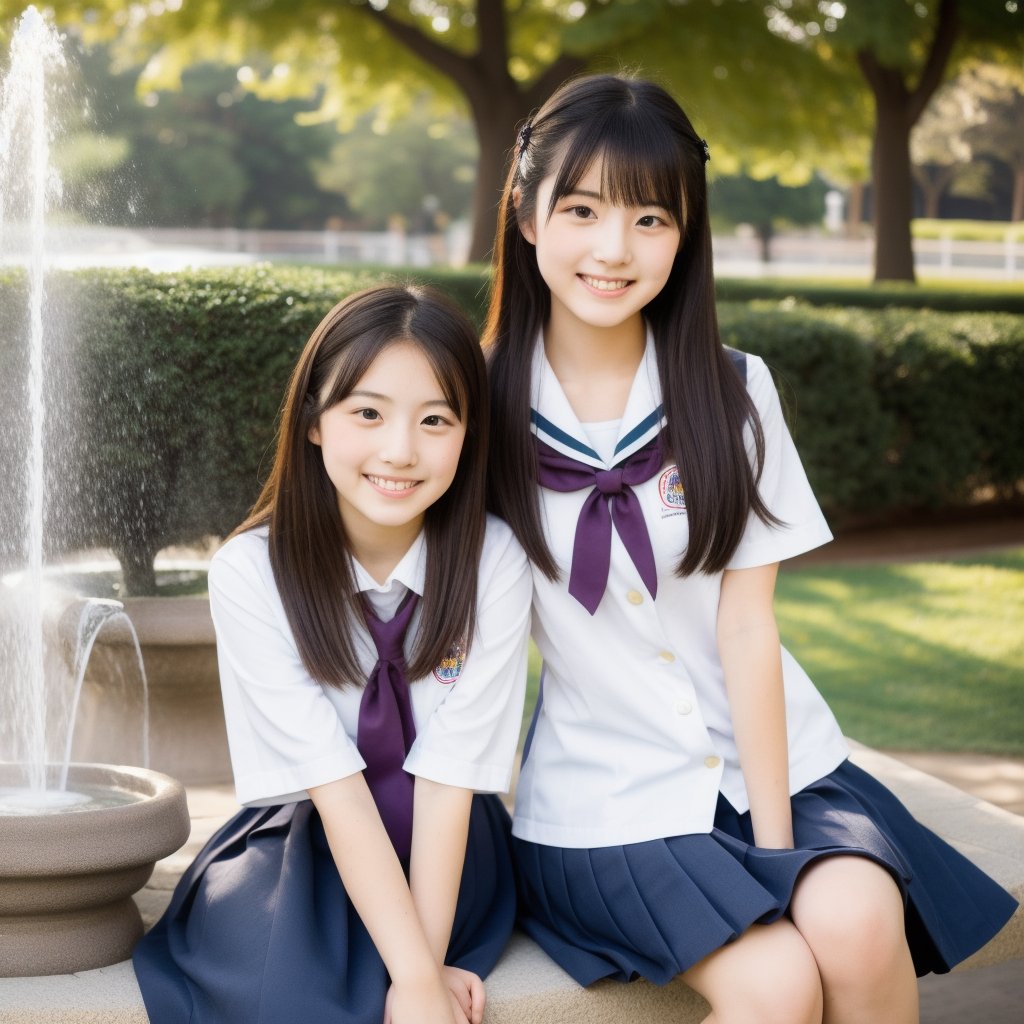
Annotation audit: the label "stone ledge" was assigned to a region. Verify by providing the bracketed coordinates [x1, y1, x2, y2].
[1, 747, 1020, 1023]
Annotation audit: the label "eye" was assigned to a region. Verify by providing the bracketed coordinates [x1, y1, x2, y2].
[357, 408, 380, 421]
[565, 204, 594, 219]
[422, 414, 451, 427]
[637, 213, 667, 228]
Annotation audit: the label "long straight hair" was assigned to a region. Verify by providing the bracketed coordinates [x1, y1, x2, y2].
[484, 73, 778, 579]
[235, 284, 489, 687]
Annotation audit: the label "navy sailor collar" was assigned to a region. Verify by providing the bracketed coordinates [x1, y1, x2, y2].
[529, 326, 665, 471]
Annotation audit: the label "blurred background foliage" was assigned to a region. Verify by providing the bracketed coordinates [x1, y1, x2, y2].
[2, 1, 1020, 277]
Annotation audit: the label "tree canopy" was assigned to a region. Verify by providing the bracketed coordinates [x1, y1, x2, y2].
[776, 0, 1023, 279]
[9, 0, 860, 261]
[4, 1, 1021, 275]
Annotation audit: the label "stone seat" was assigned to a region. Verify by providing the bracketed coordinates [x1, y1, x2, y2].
[1, 746, 1021, 1023]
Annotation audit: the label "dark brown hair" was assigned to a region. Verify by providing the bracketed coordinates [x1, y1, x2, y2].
[234, 284, 488, 686]
[485, 73, 778, 579]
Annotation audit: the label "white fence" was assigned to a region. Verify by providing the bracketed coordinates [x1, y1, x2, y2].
[13, 224, 1024, 280]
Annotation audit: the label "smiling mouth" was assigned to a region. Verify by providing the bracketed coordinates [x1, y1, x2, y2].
[366, 475, 420, 494]
[579, 274, 632, 292]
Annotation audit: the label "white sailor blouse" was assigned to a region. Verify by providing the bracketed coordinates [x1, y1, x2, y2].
[512, 332, 849, 849]
[210, 516, 532, 808]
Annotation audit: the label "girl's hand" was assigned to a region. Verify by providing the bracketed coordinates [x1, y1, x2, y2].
[442, 965, 485, 1024]
[383, 975, 458, 1024]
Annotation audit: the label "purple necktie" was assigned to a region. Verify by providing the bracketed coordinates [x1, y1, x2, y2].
[357, 589, 419, 861]
[535, 435, 664, 615]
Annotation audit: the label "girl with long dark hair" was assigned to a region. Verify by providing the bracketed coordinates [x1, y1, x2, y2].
[486, 73, 1016, 1024]
[134, 284, 532, 1024]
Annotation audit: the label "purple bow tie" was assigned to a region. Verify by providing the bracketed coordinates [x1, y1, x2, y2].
[357, 589, 419, 861]
[535, 436, 663, 614]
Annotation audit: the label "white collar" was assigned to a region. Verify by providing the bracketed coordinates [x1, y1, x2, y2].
[530, 326, 666, 469]
[351, 530, 427, 597]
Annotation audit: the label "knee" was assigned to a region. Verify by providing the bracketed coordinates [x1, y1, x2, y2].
[741, 950, 823, 1024]
[793, 862, 908, 983]
[691, 923, 823, 1024]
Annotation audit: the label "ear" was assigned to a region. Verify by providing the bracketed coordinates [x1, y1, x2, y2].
[512, 186, 537, 245]
[307, 422, 322, 446]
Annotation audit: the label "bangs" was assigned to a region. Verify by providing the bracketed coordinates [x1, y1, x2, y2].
[419, 342, 468, 423]
[546, 109, 688, 225]
[319, 334, 469, 426]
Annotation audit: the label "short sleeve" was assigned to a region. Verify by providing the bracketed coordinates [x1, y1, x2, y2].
[210, 535, 365, 805]
[727, 355, 833, 569]
[404, 521, 532, 793]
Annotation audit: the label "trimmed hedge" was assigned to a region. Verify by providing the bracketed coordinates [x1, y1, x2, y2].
[714, 278, 1024, 314]
[1, 266, 1021, 592]
[719, 304, 1024, 518]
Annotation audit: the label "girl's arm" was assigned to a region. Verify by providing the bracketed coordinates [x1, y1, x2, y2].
[409, 779, 484, 1024]
[307, 774, 455, 1024]
[409, 777, 474, 962]
[717, 562, 794, 849]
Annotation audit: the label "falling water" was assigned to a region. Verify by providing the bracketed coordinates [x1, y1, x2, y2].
[59, 599, 151, 791]
[0, 7, 66, 794]
[1, 7, 153, 808]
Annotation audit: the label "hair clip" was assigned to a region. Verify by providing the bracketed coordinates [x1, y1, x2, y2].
[518, 121, 533, 156]
[700, 138, 711, 164]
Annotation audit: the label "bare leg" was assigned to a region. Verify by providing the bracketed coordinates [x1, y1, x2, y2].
[790, 856, 919, 1024]
[682, 919, 823, 1024]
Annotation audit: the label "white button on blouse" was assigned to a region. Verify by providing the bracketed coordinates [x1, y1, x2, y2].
[513, 333, 849, 849]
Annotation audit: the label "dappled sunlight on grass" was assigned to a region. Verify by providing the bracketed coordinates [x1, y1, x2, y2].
[776, 550, 1024, 755]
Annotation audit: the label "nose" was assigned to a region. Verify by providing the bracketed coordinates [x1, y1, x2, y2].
[379, 422, 418, 467]
[592, 212, 632, 266]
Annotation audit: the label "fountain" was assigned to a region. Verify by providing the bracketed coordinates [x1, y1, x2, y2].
[0, 7, 189, 977]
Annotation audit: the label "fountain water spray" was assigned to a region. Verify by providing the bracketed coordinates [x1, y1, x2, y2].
[0, 7, 152, 806]
[0, 5, 66, 794]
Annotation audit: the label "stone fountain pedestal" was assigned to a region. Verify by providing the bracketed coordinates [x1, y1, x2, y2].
[0, 763, 190, 978]
[67, 596, 232, 785]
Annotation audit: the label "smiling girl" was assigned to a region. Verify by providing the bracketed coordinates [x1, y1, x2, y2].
[485, 74, 1016, 1024]
[133, 285, 532, 1024]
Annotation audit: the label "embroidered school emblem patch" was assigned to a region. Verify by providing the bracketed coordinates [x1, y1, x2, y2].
[433, 638, 466, 684]
[659, 466, 686, 511]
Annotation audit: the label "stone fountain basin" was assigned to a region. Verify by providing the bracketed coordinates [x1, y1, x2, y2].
[0, 763, 190, 978]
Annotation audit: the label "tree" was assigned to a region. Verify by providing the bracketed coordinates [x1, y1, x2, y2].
[778, 0, 1023, 281]
[712, 174, 828, 261]
[911, 71, 988, 220]
[964, 62, 1024, 222]
[7, 0, 861, 262]
[314, 99, 477, 230]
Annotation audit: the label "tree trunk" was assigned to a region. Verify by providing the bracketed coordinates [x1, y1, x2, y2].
[365, 0, 585, 265]
[856, 0, 960, 284]
[870, 87, 916, 282]
[846, 180, 865, 237]
[1013, 165, 1024, 223]
[115, 543, 158, 597]
[921, 179, 940, 220]
[465, 90, 531, 264]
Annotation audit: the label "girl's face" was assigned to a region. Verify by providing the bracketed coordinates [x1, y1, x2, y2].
[519, 156, 681, 339]
[308, 341, 467, 555]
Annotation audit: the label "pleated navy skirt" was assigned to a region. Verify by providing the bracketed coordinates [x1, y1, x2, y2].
[134, 793, 515, 1024]
[514, 759, 1018, 987]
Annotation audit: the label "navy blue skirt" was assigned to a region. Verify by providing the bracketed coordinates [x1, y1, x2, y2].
[134, 793, 515, 1024]
[514, 759, 1018, 987]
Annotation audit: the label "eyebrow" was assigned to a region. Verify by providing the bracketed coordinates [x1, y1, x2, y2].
[347, 390, 453, 408]
[562, 188, 670, 210]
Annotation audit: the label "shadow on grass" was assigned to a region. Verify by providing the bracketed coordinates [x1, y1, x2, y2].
[776, 550, 1024, 755]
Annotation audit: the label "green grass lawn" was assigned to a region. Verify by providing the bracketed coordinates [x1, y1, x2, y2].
[522, 549, 1024, 757]
[775, 549, 1024, 756]
[912, 218, 1024, 243]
